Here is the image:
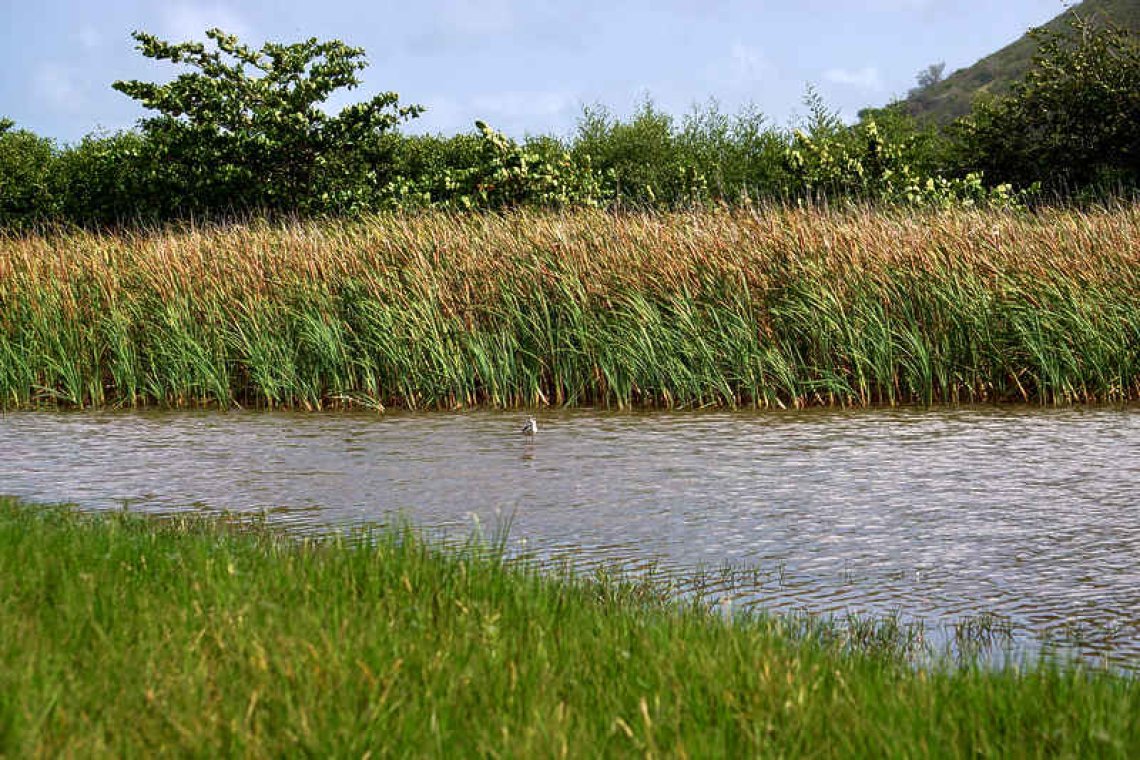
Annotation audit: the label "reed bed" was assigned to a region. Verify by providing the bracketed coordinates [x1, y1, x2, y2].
[3, 204, 1139, 409]
[4, 496, 1138, 757]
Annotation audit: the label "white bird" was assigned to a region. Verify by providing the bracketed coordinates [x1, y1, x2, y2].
[521, 417, 538, 436]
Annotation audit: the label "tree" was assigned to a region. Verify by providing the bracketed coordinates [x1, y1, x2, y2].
[914, 62, 946, 91]
[951, 15, 1140, 192]
[112, 28, 423, 215]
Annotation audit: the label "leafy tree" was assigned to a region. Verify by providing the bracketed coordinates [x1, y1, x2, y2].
[913, 62, 947, 92]
[112, 28, 423, 215]
[951, 14, 1140, 193]
[858, 102, 953, 176]
[386, 132, 483, 195]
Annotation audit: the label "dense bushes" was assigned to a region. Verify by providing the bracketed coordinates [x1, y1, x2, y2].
[568, 98, 794, 207]
[382, 122, 612, 210]
[786, 114, 1019, 208]
[952, 16, 1140, 195]
[50, 130, 167, 226]
[0, 98, 1006, 228]
[0, 121, 56, 227]
[2, 16, 1137, 229]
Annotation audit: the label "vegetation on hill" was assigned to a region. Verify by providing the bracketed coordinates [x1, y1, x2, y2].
[881, 0, 1140, 125]
[951, 13, 1140, 193]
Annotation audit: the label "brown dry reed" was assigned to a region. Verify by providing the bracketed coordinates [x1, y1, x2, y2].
[2, 203, 1139, 409]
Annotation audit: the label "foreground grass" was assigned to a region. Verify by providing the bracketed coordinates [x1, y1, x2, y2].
[2, 497, 1138, 757]
[3, 204, 1140, 409]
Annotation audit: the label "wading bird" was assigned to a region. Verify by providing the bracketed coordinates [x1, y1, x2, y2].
[521, 417, 538, 436]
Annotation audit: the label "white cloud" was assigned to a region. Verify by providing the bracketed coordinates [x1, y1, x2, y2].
[471, 91, 573, 121]
[413, 94, 466, 133]
[33, 63, 86, 114]
[730, 42, 770, 83]
[405, 0, 518, 55]
[77, 25, 103, 50]
[822, 66, 884, 90]
[856, 0, 936, 8]
[409, 91, 576, 136]
[160, 2, 250, 42]
[439, 0, 515, 36]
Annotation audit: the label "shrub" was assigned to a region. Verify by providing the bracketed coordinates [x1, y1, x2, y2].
[570, 98, 703, 207]
[0, 121, 57, 227]
[676, 100, 792, 203]
[951, 14, 1140, 194]
[383, 121, 612, 209]
[51, 131, 167, 226]
[786, 94, 1021, 208]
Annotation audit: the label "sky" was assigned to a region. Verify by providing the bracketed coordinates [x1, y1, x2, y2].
[2, 0, 1072, 143]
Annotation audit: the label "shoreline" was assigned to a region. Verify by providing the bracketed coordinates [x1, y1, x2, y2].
[3, 496, 1138, 754]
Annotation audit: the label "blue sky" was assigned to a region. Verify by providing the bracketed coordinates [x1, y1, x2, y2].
[3, 1, 1069, 143]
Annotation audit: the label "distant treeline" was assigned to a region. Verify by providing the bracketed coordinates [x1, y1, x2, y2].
[1, 16, 1137, 229]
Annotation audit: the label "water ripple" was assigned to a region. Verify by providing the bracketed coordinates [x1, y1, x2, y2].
[3, 405, 1139, 664]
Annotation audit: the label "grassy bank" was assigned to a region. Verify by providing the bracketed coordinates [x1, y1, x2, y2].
[2, 204, 1140, 409]
[2, 497, 1138, 756]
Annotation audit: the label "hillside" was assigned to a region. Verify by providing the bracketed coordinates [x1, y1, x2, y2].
[882, 0, 1140, 125]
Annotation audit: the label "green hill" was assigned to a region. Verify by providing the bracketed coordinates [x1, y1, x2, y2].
[882, 0, 1140, 124]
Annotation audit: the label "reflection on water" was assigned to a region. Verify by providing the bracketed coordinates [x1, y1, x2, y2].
[4, 405, 1140, 664]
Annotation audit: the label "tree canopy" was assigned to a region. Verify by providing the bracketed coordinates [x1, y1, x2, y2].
[112, 28, 423, 214]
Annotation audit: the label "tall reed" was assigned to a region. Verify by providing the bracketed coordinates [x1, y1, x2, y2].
[3, 204, 1139, 409]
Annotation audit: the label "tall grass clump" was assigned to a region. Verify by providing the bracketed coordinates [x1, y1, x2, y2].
[2, 204, 1139, 409]
[3, 496, 1139, 756]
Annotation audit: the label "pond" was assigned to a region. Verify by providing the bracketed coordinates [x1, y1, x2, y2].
[4, 405, 1140, 665]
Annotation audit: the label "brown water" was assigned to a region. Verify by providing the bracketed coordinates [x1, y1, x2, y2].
[4, 406, 1140, 664]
